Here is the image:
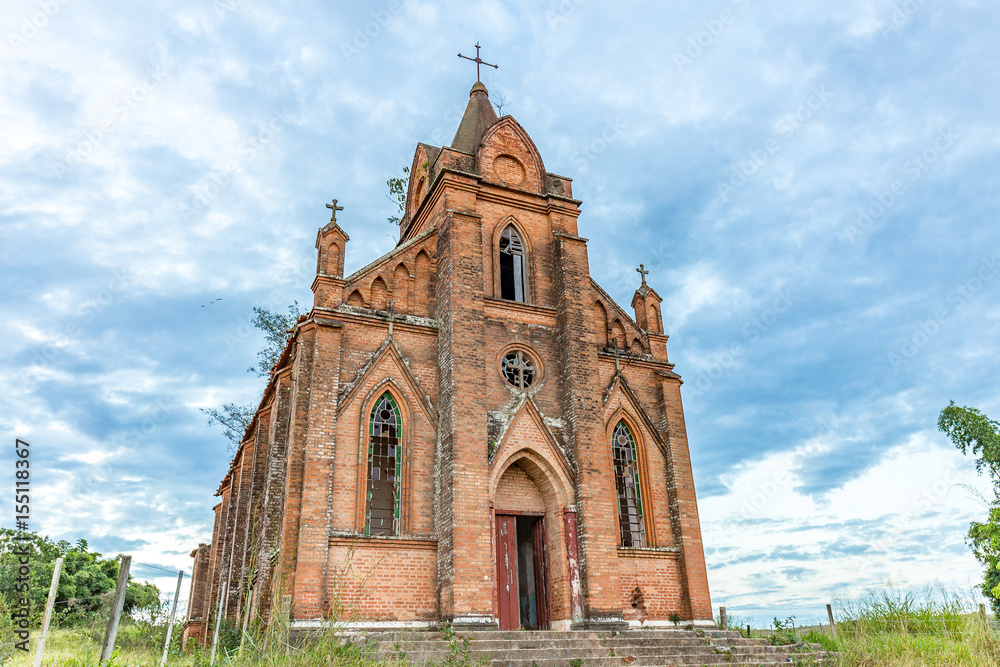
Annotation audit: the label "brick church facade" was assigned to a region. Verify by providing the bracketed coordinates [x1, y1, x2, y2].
[183, 80, 713, 644]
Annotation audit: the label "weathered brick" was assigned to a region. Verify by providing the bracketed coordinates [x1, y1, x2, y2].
[182, 82, 712, 647]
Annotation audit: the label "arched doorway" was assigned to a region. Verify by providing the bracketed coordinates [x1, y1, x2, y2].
[493, 460, 551, 630]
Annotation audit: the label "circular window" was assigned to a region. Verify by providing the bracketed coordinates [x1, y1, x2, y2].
[501, 350, 535, 389]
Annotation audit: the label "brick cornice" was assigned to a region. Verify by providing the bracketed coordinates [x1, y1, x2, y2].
[617, 547, 680, 560]
[483, 297, 557, 326]
[329, 534, 437, 551]
[597, 350, 678, 374]
[310, 274, 346, 293]
[313, 306, 439, 336]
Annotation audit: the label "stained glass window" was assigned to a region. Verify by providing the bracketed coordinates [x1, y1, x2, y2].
[366, 392, 401, 536]
[499, 225, 526, 302]
[613, 421, 646, 547]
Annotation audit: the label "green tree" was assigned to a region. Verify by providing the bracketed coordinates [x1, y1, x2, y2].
[248, 301, 303, 378]
[938, 401, 1000, 613]
[203, 301, 303, 448]
[386, 166, 409, 226]
[0, 530, 160, 625]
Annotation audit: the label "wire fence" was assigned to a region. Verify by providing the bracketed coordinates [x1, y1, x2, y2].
[716, 603, 1000, 641]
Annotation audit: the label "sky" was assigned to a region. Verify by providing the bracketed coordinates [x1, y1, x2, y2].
[2, 0, 999, 624]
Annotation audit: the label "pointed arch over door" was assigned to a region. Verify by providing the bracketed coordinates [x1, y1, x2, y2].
[499, 224, 526, 302]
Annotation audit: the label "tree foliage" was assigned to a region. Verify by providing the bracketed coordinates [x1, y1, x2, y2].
[938, 401, 1000, 613]
[249, 301, 303, 378]
[203, 302, 303, 448]
[0, 529, 160, 625]
[202, 402, 257, 451]
[938, 401, 1000, 484]
[386, 166, 409, 227]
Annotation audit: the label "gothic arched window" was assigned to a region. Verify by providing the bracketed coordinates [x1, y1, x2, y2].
[612, 420, 646, 547]
[499, 225, 526, 302]
[366, 392, 402, 536]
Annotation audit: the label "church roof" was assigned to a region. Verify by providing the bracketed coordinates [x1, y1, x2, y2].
[450, 81, 499, 154]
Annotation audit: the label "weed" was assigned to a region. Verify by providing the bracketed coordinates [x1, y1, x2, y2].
[801, 628, 838, 652]
[440, 625, 487, 667]
[768, 616, 798, 646]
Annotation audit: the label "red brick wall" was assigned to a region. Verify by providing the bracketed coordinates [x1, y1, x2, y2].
[618, 552, 685, 622]
[191, 89, 715, 632]
[327, 538, 437, 621]
[494, 464, 544, 513]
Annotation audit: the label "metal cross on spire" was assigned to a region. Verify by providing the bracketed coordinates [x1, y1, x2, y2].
[457, 42, 498, 82]
[636, 264, 649, 286]
[326, 198, 344, 223]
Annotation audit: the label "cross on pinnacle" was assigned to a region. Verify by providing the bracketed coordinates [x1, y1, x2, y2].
[326, 198, 344, 223]
[636, 264, 649, 286]
[457, 42, 498, 83]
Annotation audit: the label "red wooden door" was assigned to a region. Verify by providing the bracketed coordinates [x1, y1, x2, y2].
[495, 515, 519, 631]
[532, 517, 550, 629]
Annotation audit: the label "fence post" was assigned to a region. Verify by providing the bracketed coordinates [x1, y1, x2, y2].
[100, 555, 131, 665]
[33, 557, 63, 667]
[159, 570, 185, 667]
[981, 603, 988, 631]
[719, 606, 727, 632]
[209, 581, 226, 667]
[826, 603, 837, 640]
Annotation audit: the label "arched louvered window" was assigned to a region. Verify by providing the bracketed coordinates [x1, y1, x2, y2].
[613, 421, 646, 547]
[366, 392, 402, 536]
[499, 225, 526, 302]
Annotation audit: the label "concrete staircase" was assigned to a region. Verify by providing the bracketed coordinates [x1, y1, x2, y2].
[357, 628, 836, 666]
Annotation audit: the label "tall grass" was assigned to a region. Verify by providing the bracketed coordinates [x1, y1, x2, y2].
[832, 585, 1000, 667]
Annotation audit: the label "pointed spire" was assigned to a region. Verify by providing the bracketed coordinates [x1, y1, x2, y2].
[450, 81, 499, 154]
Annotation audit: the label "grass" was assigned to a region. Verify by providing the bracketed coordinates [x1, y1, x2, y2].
[734, 586, 1000, 666]
[829, 586, 1000, 666]
[7, 622, 410, 667]
[8, 585, 1000, 666]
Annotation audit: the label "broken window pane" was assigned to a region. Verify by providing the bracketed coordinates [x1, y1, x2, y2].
[613, 421, 646, 547]
[499, 225, 526, 302]
[367, 392, 401, 536]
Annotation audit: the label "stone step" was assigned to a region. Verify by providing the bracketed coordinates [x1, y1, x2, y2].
[354, 627, 836, 667]
[368, 629, 714, 642]
[375, 646, 830, 664]
[380, 637, 722, 651]
[380, 654, 827, 667]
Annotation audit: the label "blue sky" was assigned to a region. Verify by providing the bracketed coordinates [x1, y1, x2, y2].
[2, 0, 999, 622]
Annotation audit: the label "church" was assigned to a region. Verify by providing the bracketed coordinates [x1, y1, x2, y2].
[182, 72, 713, 645]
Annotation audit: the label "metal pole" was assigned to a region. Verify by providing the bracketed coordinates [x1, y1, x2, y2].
[826, 603, 837, 639]
[159, 570, 185, 667]
[33, 557, 63, 667]
[100, 555, 131, 665]
[209, 582, 226, 667]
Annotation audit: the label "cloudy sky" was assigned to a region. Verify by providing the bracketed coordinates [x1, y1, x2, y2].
[3, 0, 998, 623]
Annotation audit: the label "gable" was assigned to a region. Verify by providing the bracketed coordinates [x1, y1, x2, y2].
[602, 372, 667, 457]
[336, 339, 436, 429]
[476, 117, 546, 195]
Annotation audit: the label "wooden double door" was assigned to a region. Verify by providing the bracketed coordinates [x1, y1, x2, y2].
[495, 513, 550, 631]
